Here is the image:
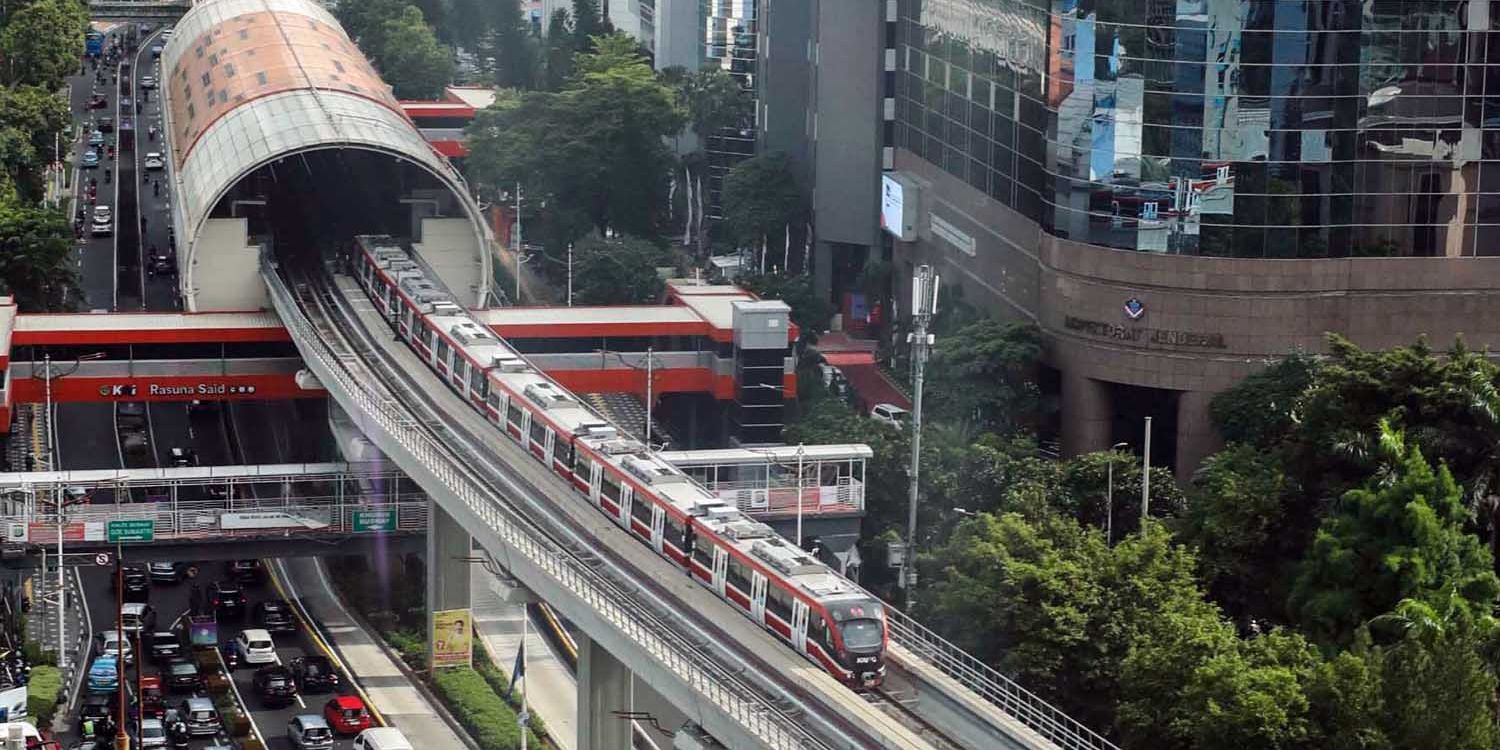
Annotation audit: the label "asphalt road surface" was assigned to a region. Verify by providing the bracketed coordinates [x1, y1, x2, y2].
[130, 28, 178, 312]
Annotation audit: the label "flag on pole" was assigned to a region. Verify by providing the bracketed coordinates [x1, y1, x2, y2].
[508, 642, 526, 701]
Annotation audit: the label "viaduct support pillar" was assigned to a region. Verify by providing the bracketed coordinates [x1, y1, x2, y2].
[577, 633, 632, 750]
[426, 500, 471, 667]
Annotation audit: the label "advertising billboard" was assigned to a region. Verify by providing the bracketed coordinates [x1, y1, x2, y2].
[431, 608, 473, 668]
[881, 174, 917, 241]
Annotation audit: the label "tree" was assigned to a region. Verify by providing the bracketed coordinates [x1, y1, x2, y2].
[721, 151, 805, 265]
[1, 0, 86, 89]
[738, 272, 832, 345]
[376, 6, 455, 99]
[335, 0, 411, 59]
[540, 9, 574, 90]
[665, 65, 751, 251]
[1058, 449, 1186, 536]
[570, 0, 604, 52]
[1289, 431, 1500, 647]
[0, 198, 76, 310]
[489, 0, 533, 88]
[925, 318, 1043, 434]
[571, 234, 668, 305]
[1181, 444, 1301, 625]
[1367, 598, 1499, 750]
[0, 85, 68, 200]
[1209, 352, 1321, 449]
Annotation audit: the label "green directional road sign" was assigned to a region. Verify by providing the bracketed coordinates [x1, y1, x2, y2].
[107, 519, 155, 543]
[352, 509, 397, 532]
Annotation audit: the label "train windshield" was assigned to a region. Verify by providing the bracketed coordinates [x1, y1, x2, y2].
[840, 618, 884, 649]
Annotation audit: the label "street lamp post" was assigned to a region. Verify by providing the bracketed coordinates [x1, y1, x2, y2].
[904, 266, 939, 608]
[1105, 442, 1129, 545]
[1141, 416, 1153, 522]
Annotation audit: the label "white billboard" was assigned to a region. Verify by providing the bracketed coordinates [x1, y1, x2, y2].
[221, 510, 330, 531]
[881, 174, 910, 240]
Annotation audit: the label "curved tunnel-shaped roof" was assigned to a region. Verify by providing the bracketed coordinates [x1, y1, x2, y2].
[161, 0, 490, 309]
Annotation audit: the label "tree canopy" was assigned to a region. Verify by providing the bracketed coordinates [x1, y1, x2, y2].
[1, 0, 86, 89]
[721, 150, 805, 255]
[570, 234, 668, 305]
[377, 6, 455, 99]
[0, 198, 76, 309]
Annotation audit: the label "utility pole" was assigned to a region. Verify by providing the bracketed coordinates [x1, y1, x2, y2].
[114, 544, 127, 750]
[566, 242, 573, 307]
[1141, 416, 1153, 522]
[644, 347, 654, 451]
[904, 265, 939, 608]
[795, 443, 806, 548]
[513, 182, 522, 304]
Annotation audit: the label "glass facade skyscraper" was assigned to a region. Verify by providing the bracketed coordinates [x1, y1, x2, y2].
[895, 0, 1494, 258]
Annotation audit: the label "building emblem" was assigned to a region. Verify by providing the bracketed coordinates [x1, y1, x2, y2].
[1123, 297, 1146, 320]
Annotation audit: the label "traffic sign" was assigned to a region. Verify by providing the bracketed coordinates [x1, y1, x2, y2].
[93, 553, 110, 567]
[352, 509, 396, 533]
[106, 519, 154, 543]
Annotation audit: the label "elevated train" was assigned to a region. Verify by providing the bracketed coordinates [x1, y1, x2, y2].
[350, 236, 888, 687]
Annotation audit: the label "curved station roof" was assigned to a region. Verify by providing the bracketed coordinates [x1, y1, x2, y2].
[161, 0, 488, 308]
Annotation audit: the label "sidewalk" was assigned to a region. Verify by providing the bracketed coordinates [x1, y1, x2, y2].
[471, 567, 577, 750]
[274, 558, 471, 748]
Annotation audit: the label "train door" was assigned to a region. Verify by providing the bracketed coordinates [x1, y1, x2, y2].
[520, 410, 532, 448]
[711, 547, 727, 597]
[650, 506, 664, 553]
[750, 573, 768, 623]
[399, 306, 414, 339]
[384, 286, 398, 321]
[543, 428, 556, 466]
[791, 600, 810, 652]
[589, 462, 602, 504]
[619, 485, 633, 527]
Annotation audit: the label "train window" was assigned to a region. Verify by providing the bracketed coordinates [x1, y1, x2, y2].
[573, 451, 592, 478]
[436, 338, 450, 364]
[487, 390, 500, 409]
[726, 557, 751, 593]
[554, 440, 574, 469]
[507, 401, 524, 427]
[600, 475, 621, 502]
[692, 542, 713, 568]
[453, 359, 467, 388]
[766, 585, 792, 621]
[529, 419, 547, 446]
[664, 514, 684, 542]
[630, 492, 653, 525]
[809, 615, 832, 649]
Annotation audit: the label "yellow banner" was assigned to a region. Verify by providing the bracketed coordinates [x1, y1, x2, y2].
[431, 608, 472, 668]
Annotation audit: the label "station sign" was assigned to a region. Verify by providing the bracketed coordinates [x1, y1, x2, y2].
[8, 374, 322, 405]
[96, 383, 260, 398]
[352, 508, 397, 532]
[106, 519, 155, 542]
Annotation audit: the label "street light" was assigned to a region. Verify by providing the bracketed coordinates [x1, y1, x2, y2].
[1105, 442, 1129, 545]
[746, 442, 809, 548]
[596, 349, 660, 450]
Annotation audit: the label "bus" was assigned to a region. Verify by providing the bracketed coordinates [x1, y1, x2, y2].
[85, 31, 104, 56]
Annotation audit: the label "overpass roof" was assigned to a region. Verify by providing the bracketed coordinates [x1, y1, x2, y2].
[162, 0, 464, 248]
[14, 311, 288, 344]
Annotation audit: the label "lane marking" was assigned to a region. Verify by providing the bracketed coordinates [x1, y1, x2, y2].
[267, 559, 387, 727]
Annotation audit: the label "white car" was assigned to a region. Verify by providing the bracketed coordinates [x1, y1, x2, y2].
[93, 204, 112, 223]
[94, 630, 133, 664]
[91, 213, 113, 236]
[143, 152, 163, 170]
[139, 76, 156, 90]
[235, 628, 277, 665]
[870, 403, 909, 428]
[139, 718, 167, 749]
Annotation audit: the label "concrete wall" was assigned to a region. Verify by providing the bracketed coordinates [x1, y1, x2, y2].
[891, 147, 1500, 473]
[187, 218, 266, 311]
[809, 0, 881, 250]
[758, 0, 813, 186]
[653, 0, 701, 71]
[415, 217, 485, 307]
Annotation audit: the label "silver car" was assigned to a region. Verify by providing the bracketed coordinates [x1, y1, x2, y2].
[138, 718, 167, 749]
[288, 714, 333, 750]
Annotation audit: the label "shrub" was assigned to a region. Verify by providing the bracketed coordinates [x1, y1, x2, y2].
[431, 667, 522, 750]
[26, 665, 61, 727]
[474, 641, 547, 741]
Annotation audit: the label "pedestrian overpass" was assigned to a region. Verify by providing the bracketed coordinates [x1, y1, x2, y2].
[89, 0, 190, 20]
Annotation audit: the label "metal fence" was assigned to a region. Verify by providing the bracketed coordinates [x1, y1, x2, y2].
[14, 495, 428, 544]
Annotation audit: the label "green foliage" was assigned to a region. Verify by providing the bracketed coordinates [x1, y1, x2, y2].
[26, 664, 60, 727]
[1058, 450, 1186, 533]
[1209, 352, 1321, 448]
[377, 6, 455, 99]
[540, 10, 574, 90]
[466, 34, 683, 240]
[665, 64, 751, 141]
[1289, 436, 1500, 647]
[572, 234, 668, 305]
[488, 0, 534, 89]
[0, 85, 68, 200]
[926, 319, 1043, 434]
[473, 637, 548, 741]
[431, 667, 525, 750]
[1370, 602, 1498, 750]
[1, 0, 86, 89]
[738, 272, 832, 344]
[335, 0, 411, 58]
[570, 0, 604, 52]
[0, 198, 76, 310]
[721, 150, 804, 251]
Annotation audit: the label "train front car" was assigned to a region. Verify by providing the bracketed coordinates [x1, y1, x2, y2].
[828, 597, 887, 688]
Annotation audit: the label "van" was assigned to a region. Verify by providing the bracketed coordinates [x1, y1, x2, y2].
[353, 727, 415, 750]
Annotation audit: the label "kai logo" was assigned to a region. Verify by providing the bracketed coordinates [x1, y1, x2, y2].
[98, 384, 138, 397]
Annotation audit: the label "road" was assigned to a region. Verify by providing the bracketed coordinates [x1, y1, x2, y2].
[129, 27, 177, 313]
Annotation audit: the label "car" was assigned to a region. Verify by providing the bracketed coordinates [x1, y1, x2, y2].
[150, 45, 162, 58]
[288, 715, 334, 750]
[870, 403, 909, 428]
[168, 447, 197, 467]
[91, 214, 112, 236]
[146, 561, 183, 583]
[208, 581, 246, 619]
[119, 602, 156, 634]
[138, 717, 167, 749]
[234, 629, 277, 666]
[289, 655, 338, 693]
[147, 252, 175, 278]
[164, 659, 202, 694]
[145, 631, 182, 664]
[113, 565, 150, 601]
[88, 93, 108, 109]
[117, 401, 146, 427]
[178, 697, 220, 736]
[323, 696, 371, 735]
[81, 150, 100, 168]
[139, 76, 156, 90]
[138, 22, 152, 33]
[94, 630, 133, 665]
[87, 655, 118, 693]
[78, 694, 111, 733]
[253, 665, 298, 707]
[254, 599, 296, 634]
[161, 27, 173, 39]
[63, 486, 89, 504]
[226, 560, 263, 584]
[143, 152, 163, 170]
[98, 116, 114, 133]
[87, 130, 104, 147]
[119, 96, 133, 111]
[138, 675, 166, 719]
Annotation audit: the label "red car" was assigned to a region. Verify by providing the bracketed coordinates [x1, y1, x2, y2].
[138, 675, 166, 720]
[323, 695, 373, 735]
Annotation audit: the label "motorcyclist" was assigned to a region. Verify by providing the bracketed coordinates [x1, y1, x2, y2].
[169, 716, 190, 749]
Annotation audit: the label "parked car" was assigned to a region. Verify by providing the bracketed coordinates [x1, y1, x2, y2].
[290, 655, 338, 693]
[87, 655, 119, 693]
[254, 599, 296, 634]
[146, 631, 183, 665]
[226, 560, 263, 585]
[146, 561, 183, 583]
[178, 697, 220, 736]
[164, 658, 202, 693]
[253, 665, 298, 707]
[119, 602, 156, 634]
[288, 714, 334, 750]
[233, 629, 276, 666]
[207, 581, 246, 619]
[323, 696, 372, 735]
[870, 403, 909, 428]
[94, 630, 133, 665]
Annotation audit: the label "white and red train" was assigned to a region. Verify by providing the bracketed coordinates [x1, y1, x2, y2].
[351, 235, 888, 687]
